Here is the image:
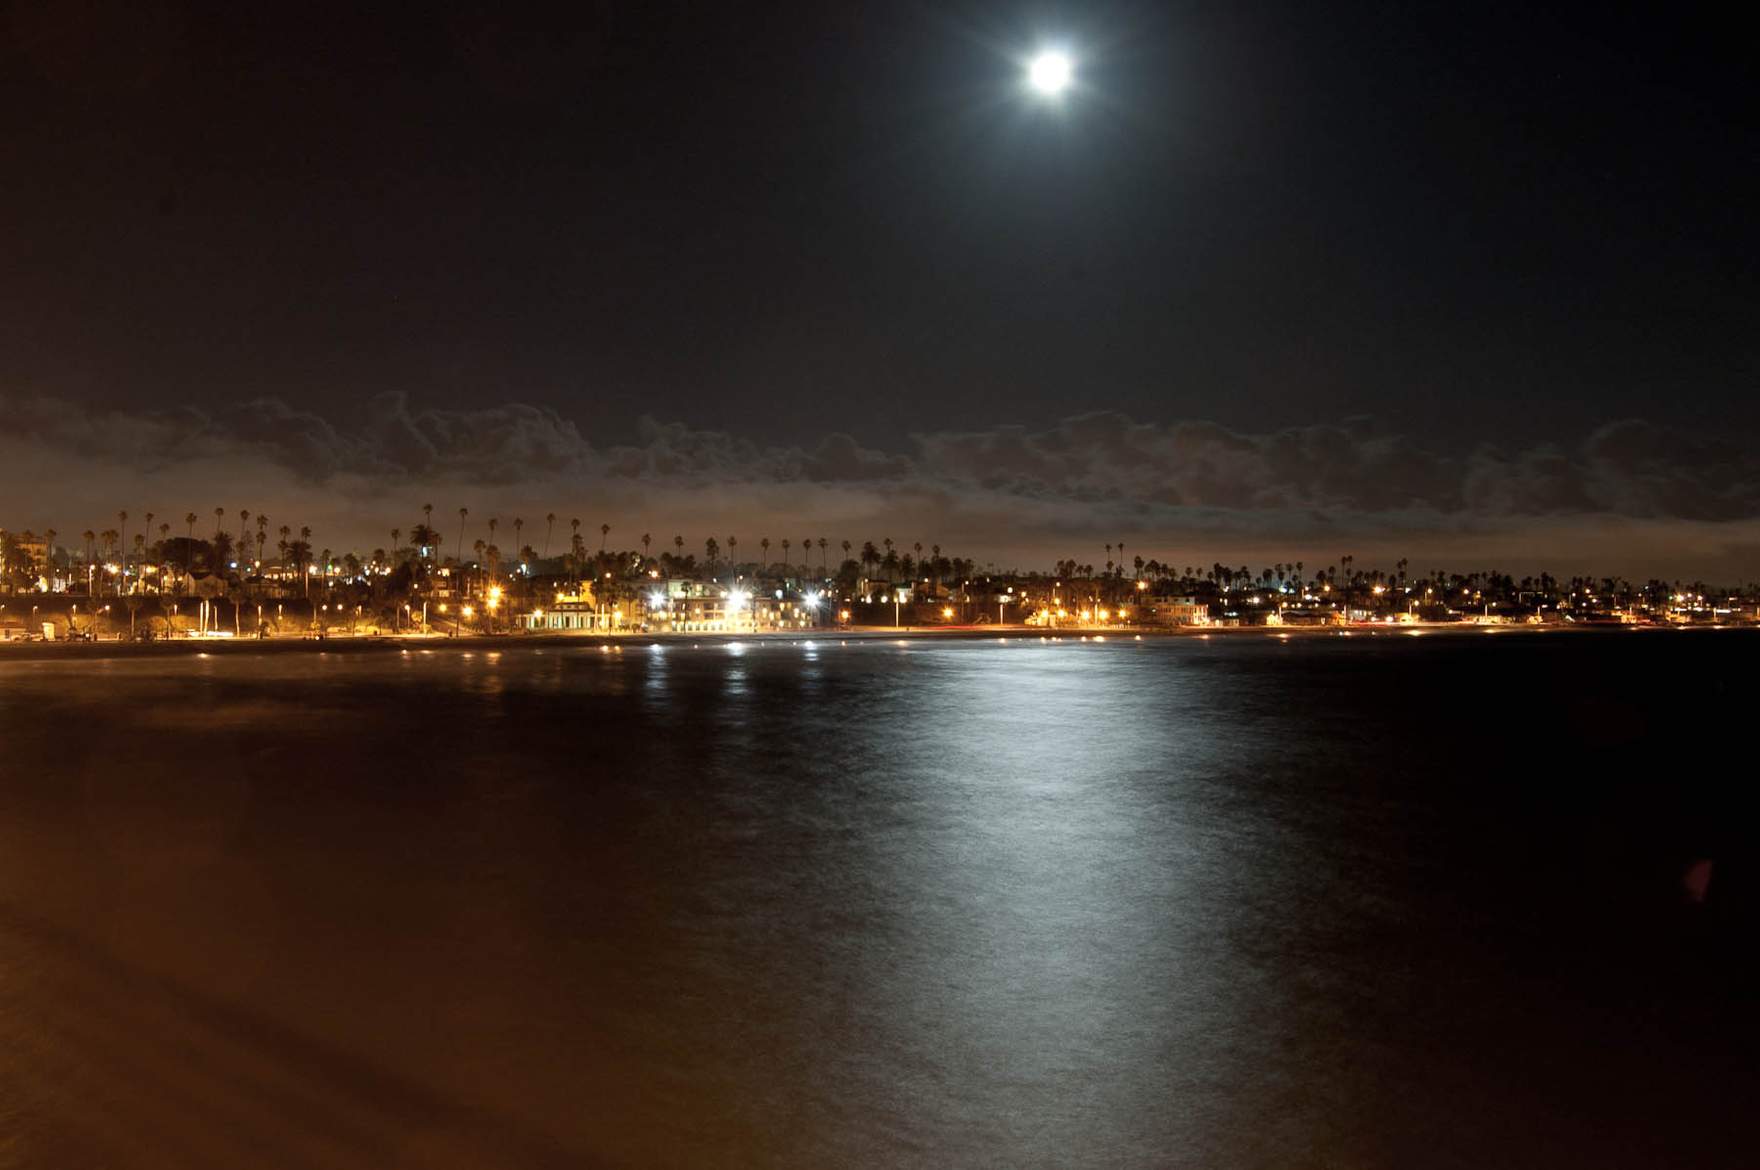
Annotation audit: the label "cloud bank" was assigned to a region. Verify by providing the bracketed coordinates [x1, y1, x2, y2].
[3, 393, 1757, 577]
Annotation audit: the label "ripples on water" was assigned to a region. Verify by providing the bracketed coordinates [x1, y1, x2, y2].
[2, 633, 1756, 1167]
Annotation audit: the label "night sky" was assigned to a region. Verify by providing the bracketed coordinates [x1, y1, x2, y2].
[2, 1, 1755, 572]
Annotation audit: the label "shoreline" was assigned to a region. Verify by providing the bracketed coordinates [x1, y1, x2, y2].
[0, 620, 1751, 662]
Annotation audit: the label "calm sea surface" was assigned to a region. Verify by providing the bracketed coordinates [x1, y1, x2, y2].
[3, 631, 1757, 1168]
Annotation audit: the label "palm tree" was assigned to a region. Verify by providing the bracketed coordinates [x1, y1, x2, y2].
[513, 518, 524, 565]
[391, 528, 402, 556]
[641, 532, 651, 566]
[727, 535, 737, 572]
[782, 539, 792, 573]
[128, 534, 146, 623]
[819, 537, 829, 576]
[300, 526, 314, 597]
[674, 534, 684, 562]
[81, 529, 95, 593]
[456, 507, 469, 566]
[214, 507, 225, 540]
[179, 513, 196, 590]
[760, 537, 770, 568]
[487, 518, 498, 566]
[543, 513, 556, 560]
[116, 511, 128, 595]
[599, 523, 610, 554]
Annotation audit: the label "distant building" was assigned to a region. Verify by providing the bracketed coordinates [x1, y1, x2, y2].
[1143, 597, 1210, 626]
[1273, 607, 1339, 627]
[524, 587, 604, 631]
[640, 580, 823, 632]
[750, 593, 820, 631]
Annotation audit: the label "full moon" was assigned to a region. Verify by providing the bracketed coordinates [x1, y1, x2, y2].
[1027, 51, 1072, 95]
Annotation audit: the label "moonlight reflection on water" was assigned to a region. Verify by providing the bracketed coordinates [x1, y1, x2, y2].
[2, 633, 1756, 1167]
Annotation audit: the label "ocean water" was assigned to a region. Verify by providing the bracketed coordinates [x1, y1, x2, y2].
[2, 631, 1756, 1168]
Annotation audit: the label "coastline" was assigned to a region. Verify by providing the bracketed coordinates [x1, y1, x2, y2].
[0, 620, 1749, 662]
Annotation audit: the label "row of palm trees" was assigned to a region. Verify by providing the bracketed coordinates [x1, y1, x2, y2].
[33, 506, 1147, 603]
[32, 508, 332, 599]
[386, 507, 989, 591]
[21, 505, 1749, 622]
[49, 499, 1727, 609]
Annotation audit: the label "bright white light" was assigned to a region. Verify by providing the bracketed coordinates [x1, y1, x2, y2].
[803, 591, 822, 607]
[1028, 50, 1072, 95]
[648, 591, 667, 609]
[726, 589, 750, 613]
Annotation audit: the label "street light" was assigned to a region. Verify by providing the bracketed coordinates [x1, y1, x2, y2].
[726, 588, 750, 632]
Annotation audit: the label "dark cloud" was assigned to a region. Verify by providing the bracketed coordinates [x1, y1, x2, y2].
[2, 392, 594, 484]
[4, 394, 1756, 525]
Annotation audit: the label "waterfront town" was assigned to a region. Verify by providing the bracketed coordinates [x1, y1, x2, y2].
[0, 509, 1755, 642]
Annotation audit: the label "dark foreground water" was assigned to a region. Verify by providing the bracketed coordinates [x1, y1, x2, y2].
[3, 631, 1758, 1168]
